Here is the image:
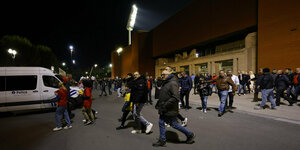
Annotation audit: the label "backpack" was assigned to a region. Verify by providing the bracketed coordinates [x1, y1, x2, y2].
[293, 74, 299, 85]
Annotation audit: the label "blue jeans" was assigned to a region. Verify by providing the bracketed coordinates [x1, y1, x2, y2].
[55, 106, 71, 127]
[293, 86, 300, 101]
[218, 91, 228, 113]
[133, 103, 150, 130]
[200, 96, 208, 109]
[159, 116, 193, 141]
[211, 84, 217, 92]
[238, 84, 247, 95]
[260, 89, 276, 108]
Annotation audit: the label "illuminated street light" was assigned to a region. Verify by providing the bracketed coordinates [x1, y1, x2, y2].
[62, 62, 66, 66]
[126, 4, 138, 45]
[8, 48, 17, 59]
[196, 53, 199, 58]
[109, 64, 112, 68]
[72, 60, 76, 64]
[94, 64, 98, 68]
[85, 72, 88, 75]
[117, 47, 123, 56]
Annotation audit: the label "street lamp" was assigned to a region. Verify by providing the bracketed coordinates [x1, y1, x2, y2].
[72, 60, 76, 64]
[62, 62, 66, 66]
[89, 64, 98, 77]
[109, 64, 112, 68]
[116, 48, 123, 77]
[69, 45, 74, 62]
[117, 47, 123, 56]
[8, 48, 17, 59]
[126, 4, 138, 45]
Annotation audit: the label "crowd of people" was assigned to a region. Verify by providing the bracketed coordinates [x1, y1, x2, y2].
[50, 66, 300, 147]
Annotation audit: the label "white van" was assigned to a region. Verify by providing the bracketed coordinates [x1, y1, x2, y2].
[0, 67, 80, 112]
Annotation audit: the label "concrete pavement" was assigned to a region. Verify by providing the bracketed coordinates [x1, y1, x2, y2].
[187, 90, 300, 123]
[1, 89, 300, 150]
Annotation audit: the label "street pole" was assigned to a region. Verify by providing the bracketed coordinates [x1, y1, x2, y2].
[89, 66, 93, 77]
[128, 30, 131, 45]
[118, 55, 121, 77]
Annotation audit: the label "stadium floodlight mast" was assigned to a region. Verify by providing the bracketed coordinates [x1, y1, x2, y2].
[126, 4, 138, 45]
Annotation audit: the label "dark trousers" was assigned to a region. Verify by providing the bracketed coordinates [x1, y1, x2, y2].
[177, 113, 185, 121]
[121, 110, 130, 126]
[148, 89, 152, 103]
[180, 90, 190, 108]
[276, 89, 292, 105]
[225, 92, 234, 109]
[100, 87, 107, 96]
[108, 86, 112, 95]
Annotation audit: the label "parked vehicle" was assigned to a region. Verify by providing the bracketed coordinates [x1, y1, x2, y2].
[0, 67, 80, 112]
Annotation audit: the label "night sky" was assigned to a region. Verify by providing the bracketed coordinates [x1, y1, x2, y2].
[0, 0, 192, 69]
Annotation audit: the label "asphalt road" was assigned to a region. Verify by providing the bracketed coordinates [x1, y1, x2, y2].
[1, 90, 300, 150]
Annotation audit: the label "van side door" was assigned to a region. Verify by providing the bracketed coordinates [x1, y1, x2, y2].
[0, 76, 6, 112]
[41, 75, 60, 108]
[5, 75, 41, 111]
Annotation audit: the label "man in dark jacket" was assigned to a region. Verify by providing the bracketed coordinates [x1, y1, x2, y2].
[255, 68, 276, 110]
[153, 70, 195, 147]
[293, 68, 300, 103]
[275, 70, 293, 106]
[238, 71, 247, 95]
[99, 78, 108, 96]
[107, 78, 113, 95]
[127, 72, 153, 134]
[179, 71, 193, 109]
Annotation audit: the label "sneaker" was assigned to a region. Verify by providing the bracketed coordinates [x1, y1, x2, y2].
[152, 139, 166, 147]
[254, 106, 263, 110]
[84, 120, 93, 126]
[82, 119, 86, 122]
[218, 113, 223, 117]
[182, 118, 188, 127]
[186, 133, 196, 144]
[165, 123, 171, 127]
[116, 125, 125, 130]
[53, 127, 62, 131]
[146, 123, 153, 134]
[64, 126, 72, 129]
[203, 109, 207, 113]
[131, 130, 142, 134]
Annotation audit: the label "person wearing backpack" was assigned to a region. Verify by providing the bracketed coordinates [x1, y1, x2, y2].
[255, 68, 276, 110]
[293, 68, 300, 103]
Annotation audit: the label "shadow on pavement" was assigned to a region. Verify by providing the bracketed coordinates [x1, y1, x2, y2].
[165, 131, 185, 144]
[0, 109, 55, 118]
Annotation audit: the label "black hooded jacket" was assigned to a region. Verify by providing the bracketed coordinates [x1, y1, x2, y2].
[155, 74, 179, 117]
[127, 76, 148, 103]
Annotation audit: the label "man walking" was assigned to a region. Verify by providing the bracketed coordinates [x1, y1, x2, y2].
[226, 70, 239, 110]
[293, 68, 300, 103]
[179, 71, 193, 109]
[127, 72, 153, 134]
[213, 70, 236, 117]
[275, 70, 293, 106]
[146, 76, 153, 105]
[255, 68, 276, 110]
[153, 70, 195, 147]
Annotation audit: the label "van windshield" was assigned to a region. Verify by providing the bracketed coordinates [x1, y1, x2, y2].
[43, 76, 59, 88]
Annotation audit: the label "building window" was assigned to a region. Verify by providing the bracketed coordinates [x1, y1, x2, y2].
[195, 63, 208, 74]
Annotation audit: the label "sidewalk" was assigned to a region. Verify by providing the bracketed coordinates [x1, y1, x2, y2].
[187, 91, 300, 123]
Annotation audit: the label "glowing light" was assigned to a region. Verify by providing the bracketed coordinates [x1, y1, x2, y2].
[127, 4, 138, 31]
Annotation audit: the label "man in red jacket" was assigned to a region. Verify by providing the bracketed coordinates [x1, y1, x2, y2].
[82, 80, 95, 125]
[53, 82, 72, 131]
